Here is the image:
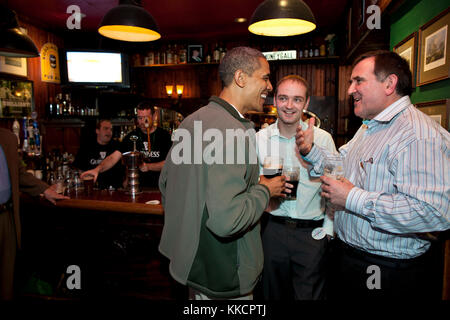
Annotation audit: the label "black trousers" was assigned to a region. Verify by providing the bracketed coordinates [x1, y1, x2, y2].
[261, 215, 328, 300]
[328, 238, 437, 300]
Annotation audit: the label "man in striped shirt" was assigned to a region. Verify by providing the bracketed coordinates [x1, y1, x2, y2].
[296, 50, 449, 299]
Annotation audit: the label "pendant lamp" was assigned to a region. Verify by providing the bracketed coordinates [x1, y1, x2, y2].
[249, 0, 316, 37]
[98, 0, 161, 42]
[0, 5, 39, 57]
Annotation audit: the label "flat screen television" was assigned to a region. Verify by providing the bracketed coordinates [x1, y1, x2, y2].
[60, 50, 130, 89]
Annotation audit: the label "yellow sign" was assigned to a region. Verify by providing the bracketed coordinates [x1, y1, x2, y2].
[40, 43, 60, 83]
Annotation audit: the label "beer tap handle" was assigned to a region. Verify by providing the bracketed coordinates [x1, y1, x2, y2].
[130, 135, 138, 152]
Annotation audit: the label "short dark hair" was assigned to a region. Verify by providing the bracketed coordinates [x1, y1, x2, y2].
[136, 101, 155, 114]
[218, 46, 266, 87]
[96, 119, 111, 130]
[353, 50, 412, 97]
[276, 75, 310, 101]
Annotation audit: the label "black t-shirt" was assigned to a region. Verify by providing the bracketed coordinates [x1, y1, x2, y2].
[73, 140, 124, 189]
[120, 127, 172, 188]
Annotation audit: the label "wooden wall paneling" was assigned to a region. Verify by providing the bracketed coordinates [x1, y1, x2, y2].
[22, 22, 64, 119]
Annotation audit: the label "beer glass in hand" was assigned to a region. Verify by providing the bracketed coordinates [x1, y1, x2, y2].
[323, 154, 344, 218]
[263, 156, 283, 178]
[282, 164, 300, 200]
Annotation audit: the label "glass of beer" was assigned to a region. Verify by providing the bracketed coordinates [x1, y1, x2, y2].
[83, 175, 94, 196]
[282, 163, 300, 200]
[323, 154, 344, 217]
[263, 156, 283, 178]
[323, 154, 344, 180]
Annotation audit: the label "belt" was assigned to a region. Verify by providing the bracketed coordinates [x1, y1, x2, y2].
[0, 200, 12, 213]
[269, 215, 323, 229]
[334, 238, 429, 269]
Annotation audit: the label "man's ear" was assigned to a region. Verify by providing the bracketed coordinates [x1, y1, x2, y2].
[384, 74, 398, 96]
[234, 69, 246, 88]
[304, 97, 310, 111]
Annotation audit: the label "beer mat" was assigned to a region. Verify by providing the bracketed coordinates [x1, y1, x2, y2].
[146, 200, 160, 205]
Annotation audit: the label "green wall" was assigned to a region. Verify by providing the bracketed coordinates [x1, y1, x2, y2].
[390, 0, 450, 103]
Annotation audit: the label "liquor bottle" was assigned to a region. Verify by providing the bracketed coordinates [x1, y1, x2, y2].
[160, 45, 167, 64]
[204, 44, 211, 63]
[213, 43, 220, 63]
[173, 44, 179, 64]
[22, 117, 29, 152]
[220, 44, 227, 62]
[179, 44, 187, 64]
[166, 44, 173, 64]
[46, 97, 54, 118]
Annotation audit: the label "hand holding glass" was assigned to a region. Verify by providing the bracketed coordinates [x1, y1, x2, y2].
[263, 156, 283, 178]
[282, 164, 300, 200]
[323, 155, 344, 217]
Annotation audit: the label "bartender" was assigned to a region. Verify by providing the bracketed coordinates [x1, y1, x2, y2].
[73, 119, 124, 189]
[80, 102, 172, 189]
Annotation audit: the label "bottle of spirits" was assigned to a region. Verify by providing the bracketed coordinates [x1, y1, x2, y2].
[213, 43, 220, 63]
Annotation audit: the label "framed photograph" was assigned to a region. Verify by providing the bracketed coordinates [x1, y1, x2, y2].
[417, 7, 450, 86]
[416, 99, 449, 130]
[0, 56, 27, 77]
[0, 78, 34, 118]
[393, 32, 418, 88]
[188, 45, 203, 63]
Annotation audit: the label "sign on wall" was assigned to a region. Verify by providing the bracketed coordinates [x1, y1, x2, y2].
[40, 42, 61, 83]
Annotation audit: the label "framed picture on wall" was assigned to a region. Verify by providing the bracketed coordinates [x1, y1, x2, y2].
[0, 56, 27, 77]
[393, 32, 418, 88]
[417, 7, 450, 86]
[0, 78, 34, 118]
[188, 45, 203, 63]
[416, 99, 449, 130]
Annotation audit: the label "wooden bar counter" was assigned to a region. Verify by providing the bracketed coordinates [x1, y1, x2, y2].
[42, 189, 164, 215]
[17, 189, 185, 301]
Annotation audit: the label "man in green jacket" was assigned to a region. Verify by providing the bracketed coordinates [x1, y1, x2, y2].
[159, 47, 286, 299]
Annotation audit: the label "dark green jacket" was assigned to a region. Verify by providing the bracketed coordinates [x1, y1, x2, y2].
[159, 96, 270, 298]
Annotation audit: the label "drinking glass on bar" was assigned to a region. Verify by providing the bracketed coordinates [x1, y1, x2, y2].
[262, 156, 283, 178]
[282, 163, 300, 200]
[323, 154, 344, 217]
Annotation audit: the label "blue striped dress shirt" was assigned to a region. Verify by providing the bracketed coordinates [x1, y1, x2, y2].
[305, 96, 450, 259]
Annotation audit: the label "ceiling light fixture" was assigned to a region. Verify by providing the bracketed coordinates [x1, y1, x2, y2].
[248, 0, 316, 37]
[0, 5, 40, 57]
[98, 0, 161, 42]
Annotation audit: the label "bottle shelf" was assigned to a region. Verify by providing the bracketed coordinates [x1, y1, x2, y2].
[134, 62, 220, 68]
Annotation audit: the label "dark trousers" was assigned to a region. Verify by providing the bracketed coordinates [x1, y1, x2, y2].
[328, 238, 436, 300]
[261, 215, 328, 300]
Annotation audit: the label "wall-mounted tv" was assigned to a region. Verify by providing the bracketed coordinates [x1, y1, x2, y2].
[60, 50, 130, 89]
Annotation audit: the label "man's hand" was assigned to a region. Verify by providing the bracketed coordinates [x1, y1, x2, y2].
[80, 168, 99, 183]
[42, 187, 69, 205]
[295, 117, 315, 156]
[259, 175, 286, 198]
[320, 175, 354, 208]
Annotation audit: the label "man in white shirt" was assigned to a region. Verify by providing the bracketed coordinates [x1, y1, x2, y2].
[256, 75, 337, 299]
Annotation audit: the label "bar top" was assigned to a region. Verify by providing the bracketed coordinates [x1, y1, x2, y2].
[33, 189, 164, 215]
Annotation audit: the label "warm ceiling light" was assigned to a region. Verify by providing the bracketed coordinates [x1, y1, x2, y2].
[234, 18, 247, 23]
[98, 0, 161, 42]
[165, 85, 174, 97]
[0, 5, 39, 57]
[249, 0, 316, 37]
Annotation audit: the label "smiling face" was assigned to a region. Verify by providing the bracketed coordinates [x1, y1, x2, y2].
[243, 57, 273, 112]
[275, 79, 309, 126]
[348, 57, 389, 119]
